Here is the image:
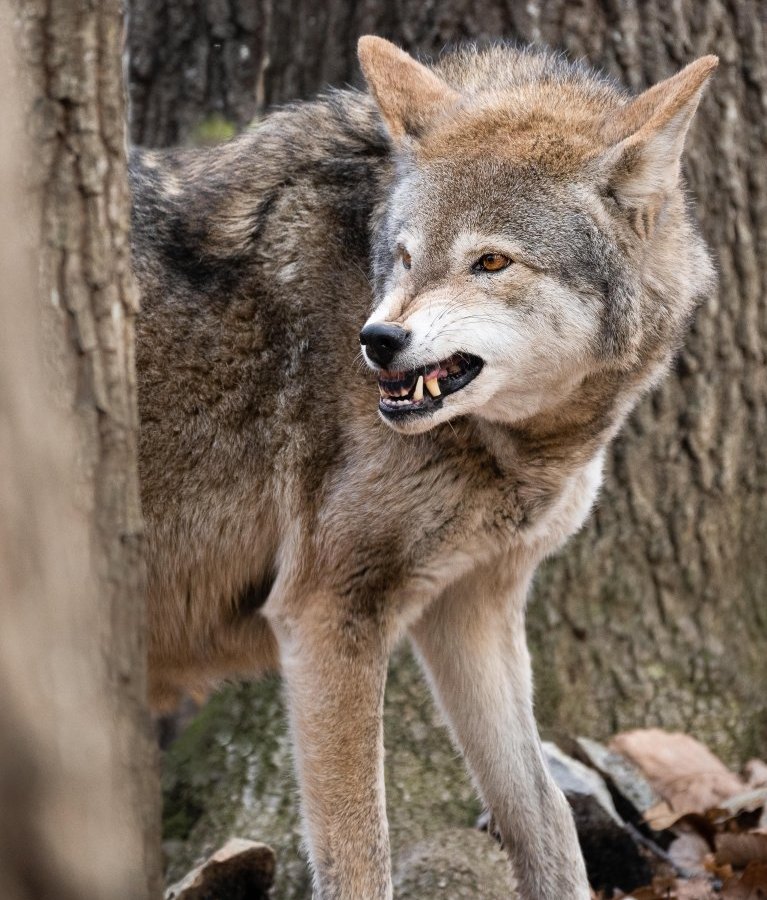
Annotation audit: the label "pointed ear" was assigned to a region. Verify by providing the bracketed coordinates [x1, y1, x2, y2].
[602, 55, 718, 206]
[357, 36, 460, 140]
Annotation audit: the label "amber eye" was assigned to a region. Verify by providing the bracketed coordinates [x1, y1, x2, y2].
[400, 247, 412, 270]
[473, 253, 512, 273]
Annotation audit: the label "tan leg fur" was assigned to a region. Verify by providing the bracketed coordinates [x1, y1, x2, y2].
[410, 558, 590, 900]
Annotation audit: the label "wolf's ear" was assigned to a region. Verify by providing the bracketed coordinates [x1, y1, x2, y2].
[358, 36, 460, 141]
[602, 55, 718, 206]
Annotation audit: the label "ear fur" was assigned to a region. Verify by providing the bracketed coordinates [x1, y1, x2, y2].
[357, 36, 460, 140]
[603, 55, 718, 206]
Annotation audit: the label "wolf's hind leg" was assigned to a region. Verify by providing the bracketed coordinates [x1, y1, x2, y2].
[409, 567, 590, 900]
[271, 597, 393, 900]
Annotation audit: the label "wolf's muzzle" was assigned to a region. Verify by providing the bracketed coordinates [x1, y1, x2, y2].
[359, 323, 410, 368]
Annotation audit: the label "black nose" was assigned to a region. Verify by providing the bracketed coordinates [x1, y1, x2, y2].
[359, 323, 410, 368]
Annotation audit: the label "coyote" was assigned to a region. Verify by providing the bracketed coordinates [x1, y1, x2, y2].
[131, 36, 717, 900]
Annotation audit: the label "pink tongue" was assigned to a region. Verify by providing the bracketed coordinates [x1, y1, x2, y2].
[425, 365, 447, 380]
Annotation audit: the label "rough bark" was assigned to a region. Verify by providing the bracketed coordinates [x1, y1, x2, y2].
[4, 1, 162, 896]
[128, 0, 268, 146]
[127, 0, 766, 763]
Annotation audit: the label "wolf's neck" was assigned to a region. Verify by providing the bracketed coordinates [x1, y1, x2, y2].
[472, 367, 649, 480]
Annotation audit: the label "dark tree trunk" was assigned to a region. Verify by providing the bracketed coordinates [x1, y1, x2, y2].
[2, 1, 163, 896]
[126, 0, 767, 762]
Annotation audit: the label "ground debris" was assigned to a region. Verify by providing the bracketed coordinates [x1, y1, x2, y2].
[610, 729, 746, 827]
[543, 741, 652, 893]
[579, 729, 767, 900]
[165, 837, 275, 900]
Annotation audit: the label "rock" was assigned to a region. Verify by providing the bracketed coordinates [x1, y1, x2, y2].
[668, 831, 711, 876]
[393, 828, 516, 899]
[544, 742, 624, 826]
[573, 736, 662, 823]
[165, 838, 275, 899]
[543, 742, 652, 894]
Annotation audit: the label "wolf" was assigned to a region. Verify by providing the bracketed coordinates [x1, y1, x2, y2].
[130, 36, 717, 900]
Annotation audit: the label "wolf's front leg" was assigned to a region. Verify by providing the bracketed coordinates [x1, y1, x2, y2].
[409, 565, 590, 900]
[272, 599, 392, 900]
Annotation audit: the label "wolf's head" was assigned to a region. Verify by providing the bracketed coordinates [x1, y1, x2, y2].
[357, 37, 717, 435]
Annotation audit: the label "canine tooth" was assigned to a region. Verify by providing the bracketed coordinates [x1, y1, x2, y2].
[413, 375, 424, 402]
[425, 376, 441, 397]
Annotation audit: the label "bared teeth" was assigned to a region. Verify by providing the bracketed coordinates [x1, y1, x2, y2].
[413, 375, 424, 402]
[425, 376, 441, 397]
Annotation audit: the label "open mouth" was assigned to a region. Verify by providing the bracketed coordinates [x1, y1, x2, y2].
[377, 353, 484, 418]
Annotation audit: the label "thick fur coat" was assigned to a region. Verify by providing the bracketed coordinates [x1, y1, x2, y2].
[131, 38, 716, 900]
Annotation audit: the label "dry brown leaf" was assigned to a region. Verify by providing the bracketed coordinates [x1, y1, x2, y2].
[611, 729, 745, 817]
[722, 861, 767, 899]
[704, 852, 734, 880]
[717, 833, 767, 869]
[645, 800, 684, 830]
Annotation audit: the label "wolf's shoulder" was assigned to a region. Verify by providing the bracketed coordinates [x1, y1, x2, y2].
[129, 88, 388, 198]
[129, 90, 391, 297]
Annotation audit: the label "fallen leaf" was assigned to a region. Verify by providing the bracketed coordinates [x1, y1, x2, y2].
[717, 833, 767, 868]
[645, 800, 682, 831]
[611, 730, 745, 818]
[722, 861, 767, 898]
[704, 852, 734, 880]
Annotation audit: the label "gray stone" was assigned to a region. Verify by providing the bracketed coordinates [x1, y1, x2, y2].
[543, 742, 624, 826]
[543, 742, 652, 894]
[393, 828, 516, 899]
[573, 736, 661, 819]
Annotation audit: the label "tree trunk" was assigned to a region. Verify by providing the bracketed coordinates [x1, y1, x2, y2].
[3, 2, 162, 896]
[126, 0, 767, 763]
[128, 0, 268, 147]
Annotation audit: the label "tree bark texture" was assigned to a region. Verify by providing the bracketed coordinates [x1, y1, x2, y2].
[126, 0, 767, 762]
[8, 1, 163, 896]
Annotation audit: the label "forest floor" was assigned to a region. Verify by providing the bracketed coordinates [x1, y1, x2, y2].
[161, 676, 767, 900]
[578, 729, 767, 899]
